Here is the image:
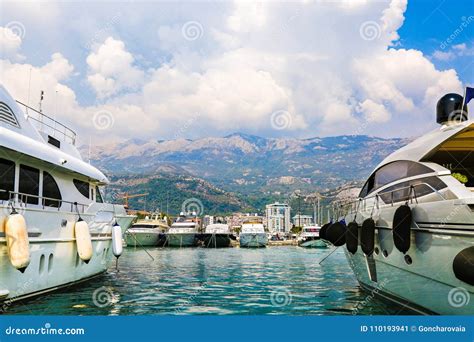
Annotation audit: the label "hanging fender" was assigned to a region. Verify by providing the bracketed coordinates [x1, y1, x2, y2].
[361, 218, 375, 256]
[74, 218, 93, 263]
[326, 221, 346, 247]
[453, 246, 474, 286]
[393, 204, 412, 253]
[5, 213, 30, 272]
[346, 221, 359, 255]
[111, 222, 123, 258]
[319, 222, 331, 241]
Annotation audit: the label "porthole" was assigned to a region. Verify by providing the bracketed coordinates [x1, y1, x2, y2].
[374, 247, 380, 255]
[382, 250, 389, 258]
[404, 254, 413, 265]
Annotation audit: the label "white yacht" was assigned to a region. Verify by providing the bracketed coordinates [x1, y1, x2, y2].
[0, 85, 135, 304]
[203, 222, 232, 248]
[166, 212, 199, 247]
[335, 92, 473, 315]
[125, 214, 169, 247]
[298, 225, 327, 248]
[239, 216, 267, 248]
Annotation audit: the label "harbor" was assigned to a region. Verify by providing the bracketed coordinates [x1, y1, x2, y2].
[0, 1, 473, 328]
[4, 247, 410, 315]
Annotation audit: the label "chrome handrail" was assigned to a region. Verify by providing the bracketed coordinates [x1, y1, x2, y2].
[0, 190, 88, 214]
[15, 100, 77, 145]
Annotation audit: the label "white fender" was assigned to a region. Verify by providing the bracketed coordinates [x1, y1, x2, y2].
[111, 222, 123, 257]
[0, 215, 5, 234]
[74, 219, 93, 263]
[5, 213, 30, 272]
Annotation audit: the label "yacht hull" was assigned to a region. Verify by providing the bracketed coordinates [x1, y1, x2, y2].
[124, 231, 161, 247]
[202, 233, 231, 248]
[299, 238, 328, 248]
[0, 208, 134, 306]
[345, 200, 474, 315]
[240, 233, 268, 248]
[166, 233, 197, 247]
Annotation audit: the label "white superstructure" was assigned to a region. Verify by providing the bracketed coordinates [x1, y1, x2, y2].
[0, 85, 135, 304]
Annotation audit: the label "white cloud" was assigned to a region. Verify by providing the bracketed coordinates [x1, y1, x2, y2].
[86, 37, 144, 98]
[0, 0, 466, 142]
[432, 50, 456, 61]
[0, 26, 24, 60]
[359, 99, 391, 123]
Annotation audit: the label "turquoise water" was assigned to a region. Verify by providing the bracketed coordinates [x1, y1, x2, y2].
[6, 247, 411, 315]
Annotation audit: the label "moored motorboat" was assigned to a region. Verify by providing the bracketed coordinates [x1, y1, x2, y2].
[166, 212, 199, 247]
[298, 225, 327, 248]
[202, 223, 232, 248]
[239, 216, 267, 248]
[125, 214, 169, 247]
[337, 91, 474, 315]
[0, 85, 135, 305]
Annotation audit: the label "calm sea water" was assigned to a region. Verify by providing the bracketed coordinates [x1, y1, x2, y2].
[6, 247, 411, 315]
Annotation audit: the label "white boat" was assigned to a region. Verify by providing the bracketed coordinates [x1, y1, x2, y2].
[239, 216, 267, 248]
[203, 223, 232, 248]
[339, 92, 473, 315]
[166, 212, 199, 247]
[0, 85, 135, 304]
[298, 225, 327, 248]
[125, 214, 169, 247]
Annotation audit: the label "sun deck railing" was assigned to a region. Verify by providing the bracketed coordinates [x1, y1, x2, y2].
[16, 100, 77, 145]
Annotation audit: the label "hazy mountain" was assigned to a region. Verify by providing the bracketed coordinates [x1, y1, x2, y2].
[85, 133, 409, 214]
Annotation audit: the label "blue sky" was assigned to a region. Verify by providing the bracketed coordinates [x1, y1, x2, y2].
[0, 0, 473, 143]
[399, 0, 473, 83]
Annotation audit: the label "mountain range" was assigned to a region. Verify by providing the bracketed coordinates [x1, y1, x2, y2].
[84, 133, 410, 214]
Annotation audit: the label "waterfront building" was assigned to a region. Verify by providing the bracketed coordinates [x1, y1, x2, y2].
[292, 214, 313, 227]
[265, 202, 291, 233]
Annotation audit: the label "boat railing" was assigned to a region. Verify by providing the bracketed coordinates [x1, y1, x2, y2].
[1, 190, 88, 214]
[16, 100, 77, 145]
[337, 182, 447, 216]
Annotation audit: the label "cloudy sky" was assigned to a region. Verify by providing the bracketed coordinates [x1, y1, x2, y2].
[0, 0, 473, 145]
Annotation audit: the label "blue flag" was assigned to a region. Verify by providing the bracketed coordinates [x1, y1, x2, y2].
[465, 86, 474, 105]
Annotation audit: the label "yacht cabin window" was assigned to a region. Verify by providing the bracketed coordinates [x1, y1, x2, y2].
[378, 176, 447, 204]
[95, 186, 104, 203]
[0, 158, 15, 201]
[19, 165, 40, 204]
[73, 179, 90, 199]
[42, 171, 62, 207]
[360, 161, 433, 197]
